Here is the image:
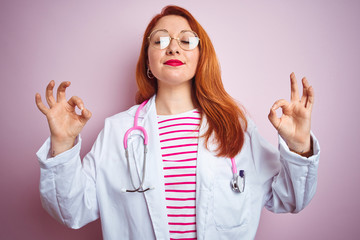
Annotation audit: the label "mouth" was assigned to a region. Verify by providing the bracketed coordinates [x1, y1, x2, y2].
[164, 59, 184, 66]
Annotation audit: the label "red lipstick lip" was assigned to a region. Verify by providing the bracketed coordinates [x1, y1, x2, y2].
[164, 59, 184, 66]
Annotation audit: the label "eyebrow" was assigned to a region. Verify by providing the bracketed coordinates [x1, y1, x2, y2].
[151, 29, 193, 34]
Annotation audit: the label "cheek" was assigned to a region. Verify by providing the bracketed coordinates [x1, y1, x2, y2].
[147, 50, 156, 68]
[148, 49, 163, 69]
[147, 55, 154, 69]
[188, 51, 200, 71]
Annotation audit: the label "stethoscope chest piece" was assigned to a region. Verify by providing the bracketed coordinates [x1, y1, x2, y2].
[231, 170, 245, 193]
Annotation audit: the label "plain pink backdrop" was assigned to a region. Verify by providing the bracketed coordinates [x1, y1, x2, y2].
[1, 0, 359, 239]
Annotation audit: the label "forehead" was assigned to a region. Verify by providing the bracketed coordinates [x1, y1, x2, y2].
[153, 15, 192, 34]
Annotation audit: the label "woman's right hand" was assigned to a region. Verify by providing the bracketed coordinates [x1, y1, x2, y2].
[35, 80, 92, 156]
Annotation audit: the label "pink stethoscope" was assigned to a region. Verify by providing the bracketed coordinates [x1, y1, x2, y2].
[123, 100, 245, 193]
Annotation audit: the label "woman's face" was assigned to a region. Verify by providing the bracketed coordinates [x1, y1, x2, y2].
[147, 15, 200, 87]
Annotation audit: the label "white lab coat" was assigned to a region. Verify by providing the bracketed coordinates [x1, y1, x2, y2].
[37, 96, 320, 240]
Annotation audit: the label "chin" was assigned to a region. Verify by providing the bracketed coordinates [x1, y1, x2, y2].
[157, 77, 193, 87]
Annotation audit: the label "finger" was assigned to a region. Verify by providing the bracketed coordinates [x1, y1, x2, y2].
[35, 93, 49, 115]
[80, 108, 92, 123]
[57, 81, 71, 102]
[268, 107, 281, 130]
[272, 99, 290, 111]
[46, 80, 56, 107]
[300, 77, 310, 105]
[68, 96, 84, 111]
[268, 99, 290, 130]
[290, 72, 300, 102]
[306, 86, 314, 110]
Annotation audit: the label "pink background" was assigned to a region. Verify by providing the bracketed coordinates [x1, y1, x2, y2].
[1, 0, 359, 239]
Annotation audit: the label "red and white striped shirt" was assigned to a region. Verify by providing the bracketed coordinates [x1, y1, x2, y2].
[157, 109, 201, 240]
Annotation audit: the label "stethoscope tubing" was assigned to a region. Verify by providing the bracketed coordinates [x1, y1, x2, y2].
[123, 100, 245, 193]
[123, 100, 149, 149]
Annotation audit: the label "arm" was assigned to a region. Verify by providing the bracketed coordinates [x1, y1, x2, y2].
[35, 81, 98, 228]
[248, 121, 320, 213]
[37, 134, 100, 228]
[268, 133, 320, 213]
[260, 72, 320, 212]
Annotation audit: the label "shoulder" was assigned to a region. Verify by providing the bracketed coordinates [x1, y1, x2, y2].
[102, 104, 140, 131]
[244, 116, 257, 136]
[106, 105, 138, 121]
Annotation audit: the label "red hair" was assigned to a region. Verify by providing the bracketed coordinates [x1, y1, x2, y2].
[135, 5, 247, 158]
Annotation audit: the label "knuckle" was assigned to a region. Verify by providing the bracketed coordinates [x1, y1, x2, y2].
[75, 96, 83, 104]
[70, 96, 79, 102]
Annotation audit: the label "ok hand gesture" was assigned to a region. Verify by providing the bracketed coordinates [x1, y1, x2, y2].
[35, 81, 92, 156]
[268, 73, 314, 156]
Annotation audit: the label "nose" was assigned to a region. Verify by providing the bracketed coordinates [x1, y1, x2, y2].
[166, 37, 180, 55]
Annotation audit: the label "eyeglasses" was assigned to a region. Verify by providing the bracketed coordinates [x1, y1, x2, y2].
[148, 29, 200, 51]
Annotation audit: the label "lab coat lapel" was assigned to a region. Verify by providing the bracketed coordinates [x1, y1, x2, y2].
[136, 97, 170, 240]
[196, 117, 216, 240]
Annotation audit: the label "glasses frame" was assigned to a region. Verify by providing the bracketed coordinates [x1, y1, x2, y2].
[147, 29, 200, 51]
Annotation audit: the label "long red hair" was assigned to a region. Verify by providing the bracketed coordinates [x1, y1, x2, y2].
[135, 5, 247, 158]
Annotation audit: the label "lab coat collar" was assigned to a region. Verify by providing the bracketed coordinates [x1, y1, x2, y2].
[126, 95, 156, 121]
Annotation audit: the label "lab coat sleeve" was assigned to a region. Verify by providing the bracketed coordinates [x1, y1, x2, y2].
[249, 124, 320, 214]
[36, 131, 102, 228]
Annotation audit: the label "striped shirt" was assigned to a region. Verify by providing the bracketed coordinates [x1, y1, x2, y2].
[157, 109, 201, 240]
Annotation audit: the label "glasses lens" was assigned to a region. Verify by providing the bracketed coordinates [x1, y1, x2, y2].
[179, 31, 199, 50]
[149, 30, 170, 49]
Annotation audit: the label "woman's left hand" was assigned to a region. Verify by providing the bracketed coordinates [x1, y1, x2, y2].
[268, 72, 314, 155]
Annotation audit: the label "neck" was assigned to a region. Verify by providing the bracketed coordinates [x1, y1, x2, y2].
[155, 81, 195, 115]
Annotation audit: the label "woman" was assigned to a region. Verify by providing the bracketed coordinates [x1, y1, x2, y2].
[35, 5, 320, 240]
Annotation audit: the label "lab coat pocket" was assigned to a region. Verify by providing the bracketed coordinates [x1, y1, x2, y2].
[213, 179, 250, 230]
